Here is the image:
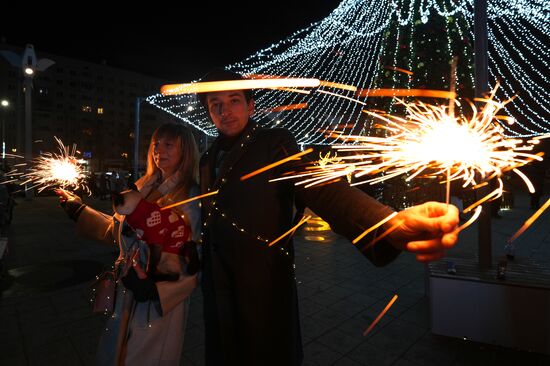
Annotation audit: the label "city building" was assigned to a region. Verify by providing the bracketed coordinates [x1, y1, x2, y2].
[0, 42, 207, 178]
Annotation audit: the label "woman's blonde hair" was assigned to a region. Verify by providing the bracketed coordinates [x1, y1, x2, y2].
[143, 123, 199, 200]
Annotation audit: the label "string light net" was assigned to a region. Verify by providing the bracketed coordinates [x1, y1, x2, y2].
[146, 0, 549, 142]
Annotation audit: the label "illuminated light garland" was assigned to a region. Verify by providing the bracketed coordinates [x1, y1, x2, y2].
[147, 0, 549, 142]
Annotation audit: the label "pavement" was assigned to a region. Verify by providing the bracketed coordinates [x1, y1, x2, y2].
[1, 186, 550, 366]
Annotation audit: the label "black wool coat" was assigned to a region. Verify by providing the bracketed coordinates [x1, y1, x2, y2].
[199, 121, 401, 366]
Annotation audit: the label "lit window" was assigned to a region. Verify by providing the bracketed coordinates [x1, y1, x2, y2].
[97, 107, 104, 114]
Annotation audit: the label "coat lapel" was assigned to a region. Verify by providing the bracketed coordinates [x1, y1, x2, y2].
[199, 121, 260, 215]
[200, 149, 215, 194]
[213, 121, 259, 187]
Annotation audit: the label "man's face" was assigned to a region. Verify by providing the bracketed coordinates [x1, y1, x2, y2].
[206, 90, 254, 137]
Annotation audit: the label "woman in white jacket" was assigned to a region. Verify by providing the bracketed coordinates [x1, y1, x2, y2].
[58, 122, 200, 366]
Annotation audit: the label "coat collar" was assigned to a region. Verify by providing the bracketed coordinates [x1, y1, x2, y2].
[202, 120, 259, 186]
[215, 120, 259, 186]
[200, 120, 260, 207]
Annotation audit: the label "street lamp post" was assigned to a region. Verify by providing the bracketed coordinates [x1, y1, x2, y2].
[0, 44, 54, 199]
[134, 97, 142, 181]
[1, 100, 8, 160]
[23, 74, 33, 199]
[474, 0, 492, 269]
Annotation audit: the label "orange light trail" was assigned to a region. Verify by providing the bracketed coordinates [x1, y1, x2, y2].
[366, 219, 404, 249]
[160, 78, 321, 96]
[317, 89, 366, 105]
[268, 215, 312, 247]
[247, 73, 356, 92]
[160, 190, 219, 210]
[383, 65, 414, 76]
[267, 103, 308, 113]
[352, 212, 398, 244]
[273, 87, 311, 95]
[240, 148, 313, 181]
[457, 206, 483, 232]
[471, 181, 489, 189]
[319, 80, 358, 92]
[356, 88, 455, 99]
[462, 180, 503, 214]
[363, 294, 398, 337]
[512, 168, 535, 193]
[509, 197, 550, 243]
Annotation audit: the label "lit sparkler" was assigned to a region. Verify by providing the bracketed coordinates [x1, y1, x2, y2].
[21, 137, 89, 194]
[273, 86, 546, 217]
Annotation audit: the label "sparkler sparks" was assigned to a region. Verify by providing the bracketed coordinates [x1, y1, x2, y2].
[20, 137, 89, 194]
[275, 86, 545, 217]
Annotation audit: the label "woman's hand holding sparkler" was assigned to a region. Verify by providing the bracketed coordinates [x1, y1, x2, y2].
[386, 201, 459, 263]
[55, 188, 86, 222]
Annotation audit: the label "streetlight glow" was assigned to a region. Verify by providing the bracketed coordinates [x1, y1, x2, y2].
[1, 100, 8, 107]
[24, 67, 34, 75]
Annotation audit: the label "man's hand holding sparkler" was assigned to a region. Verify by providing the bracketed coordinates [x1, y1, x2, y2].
[55, 188, 86, 222]
[386, 201, 459, 263]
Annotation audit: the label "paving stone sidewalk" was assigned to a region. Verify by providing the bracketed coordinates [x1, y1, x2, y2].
[1, 191, 549, 365]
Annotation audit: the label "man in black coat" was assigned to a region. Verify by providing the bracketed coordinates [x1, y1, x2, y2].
[197, 69, 459, 366]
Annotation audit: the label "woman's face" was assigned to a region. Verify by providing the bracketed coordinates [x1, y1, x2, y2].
[152, 136, 182, 176]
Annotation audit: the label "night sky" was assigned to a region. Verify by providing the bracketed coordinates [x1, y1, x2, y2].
[2, 1, 341, 82]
